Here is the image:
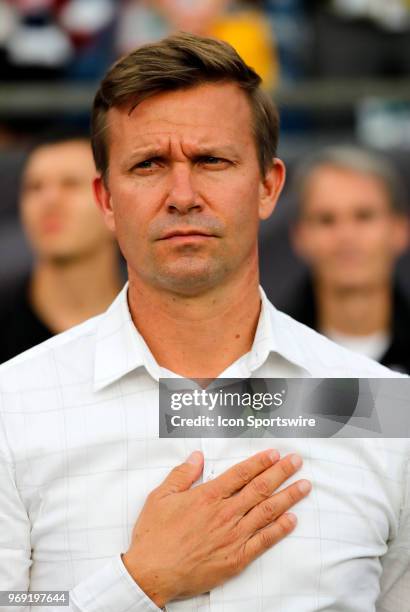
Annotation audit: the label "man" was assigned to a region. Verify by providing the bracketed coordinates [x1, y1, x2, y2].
[0, 34, 408, 612]
[288, 146, 410, 372]
[0, 135, 123, 363]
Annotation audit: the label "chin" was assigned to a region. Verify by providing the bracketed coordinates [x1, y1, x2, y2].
[159, 277, 219, 296]
[154, 264, 228, 296]
[329, 278, 373, 292]
[40, 250, 80, 265]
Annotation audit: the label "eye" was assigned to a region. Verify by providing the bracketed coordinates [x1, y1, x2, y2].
[355, 209, 377, 222]
[136, 159, 157, 169]
[23, 180, 42, 194]
[62, 177, 83, 188]
[131, 158, 163, 174]
[202, 156, 221, 163]
[198, 156, 230, 168]
[318, 214, 336, 226]
[307, 212, 336, 227]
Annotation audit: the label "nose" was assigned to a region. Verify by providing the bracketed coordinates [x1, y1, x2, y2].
[165, 163, 202, 215]
[334, 219, 357, 242]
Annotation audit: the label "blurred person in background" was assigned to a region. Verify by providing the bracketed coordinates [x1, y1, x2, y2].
[116, 0, 279, 89]
[0, 0, 116, 81]
[0, 0, 278, 84]
[0, 0, 73, 81]
[0, 135, 123, 363]
[2, 34, 409, 612]
[285, 146, 410, 373]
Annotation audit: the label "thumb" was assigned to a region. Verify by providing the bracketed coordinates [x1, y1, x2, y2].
[160, 450, 204, 495]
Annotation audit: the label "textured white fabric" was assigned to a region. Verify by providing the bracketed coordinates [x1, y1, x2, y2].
[323, 328, 391, 362]
[0, 284, 409, 612]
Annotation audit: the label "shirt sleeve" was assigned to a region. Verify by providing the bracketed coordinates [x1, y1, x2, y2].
[376, 455, 410, 612]
[0, 417, 163, 612]
[70, 555, 164, 612]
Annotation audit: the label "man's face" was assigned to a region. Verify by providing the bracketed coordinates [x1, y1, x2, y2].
[292, 164, 409, 291]
[94, 82, 284, 295]
[21, 140, 114, 263]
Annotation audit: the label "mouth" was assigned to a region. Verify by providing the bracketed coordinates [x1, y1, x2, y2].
[333, 252, 363, 262]
[158, 229, 216, 241]
[40, 218, 65, 233]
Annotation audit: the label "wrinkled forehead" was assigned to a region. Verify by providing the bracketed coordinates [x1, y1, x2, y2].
[104, 83, 255, 154]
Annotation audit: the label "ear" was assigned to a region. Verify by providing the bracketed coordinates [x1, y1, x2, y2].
[391, 214, 410, 257]
[258, 158, 286, 220]
[93, 175, 116, 232]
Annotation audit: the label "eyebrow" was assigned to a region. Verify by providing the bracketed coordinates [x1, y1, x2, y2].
[124, 144, 240, 166]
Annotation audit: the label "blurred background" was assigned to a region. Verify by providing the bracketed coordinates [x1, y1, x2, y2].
[1, 0, 410, 367]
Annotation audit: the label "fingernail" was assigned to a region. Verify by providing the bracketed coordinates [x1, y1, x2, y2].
[284, 512, 297, 525]
[298, 479, 312, 494]
[186, 450, 203, 466]
[290, 454, 302, 469]
[269, 449, 280, 463]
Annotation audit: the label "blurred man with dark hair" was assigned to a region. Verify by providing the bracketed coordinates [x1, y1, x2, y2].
[289, 146, 410, 372]
[0, 136, 123, 363]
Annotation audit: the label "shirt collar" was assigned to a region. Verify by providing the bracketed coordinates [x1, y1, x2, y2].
[93, 283, 311, 391]
[251, 287, 312, 376]
[93, 283, 160, 391]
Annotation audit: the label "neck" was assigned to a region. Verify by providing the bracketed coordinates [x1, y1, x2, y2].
[128, 259, 261, 378]
[315, 281, 392, 336]
[30, 245, 122, 333]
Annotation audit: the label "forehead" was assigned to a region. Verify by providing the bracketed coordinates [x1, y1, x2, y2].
[303, 164, 392, 209]
[25, 141, 94, 177]
[106, 82, 255, 154]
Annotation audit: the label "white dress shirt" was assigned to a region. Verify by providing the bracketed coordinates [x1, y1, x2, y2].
[0, 285, 409, 612]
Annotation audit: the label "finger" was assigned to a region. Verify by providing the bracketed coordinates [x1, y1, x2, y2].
[159, 450, 204, 495]
[210, 449, 280, 498]
[243, 512, 298, 563]
[234, 453, 303, 515]
[240, 479, 311, 536]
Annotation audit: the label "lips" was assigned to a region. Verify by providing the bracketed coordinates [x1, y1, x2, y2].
[40, 217, 65, 233]
[159, 229, 214, 240]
